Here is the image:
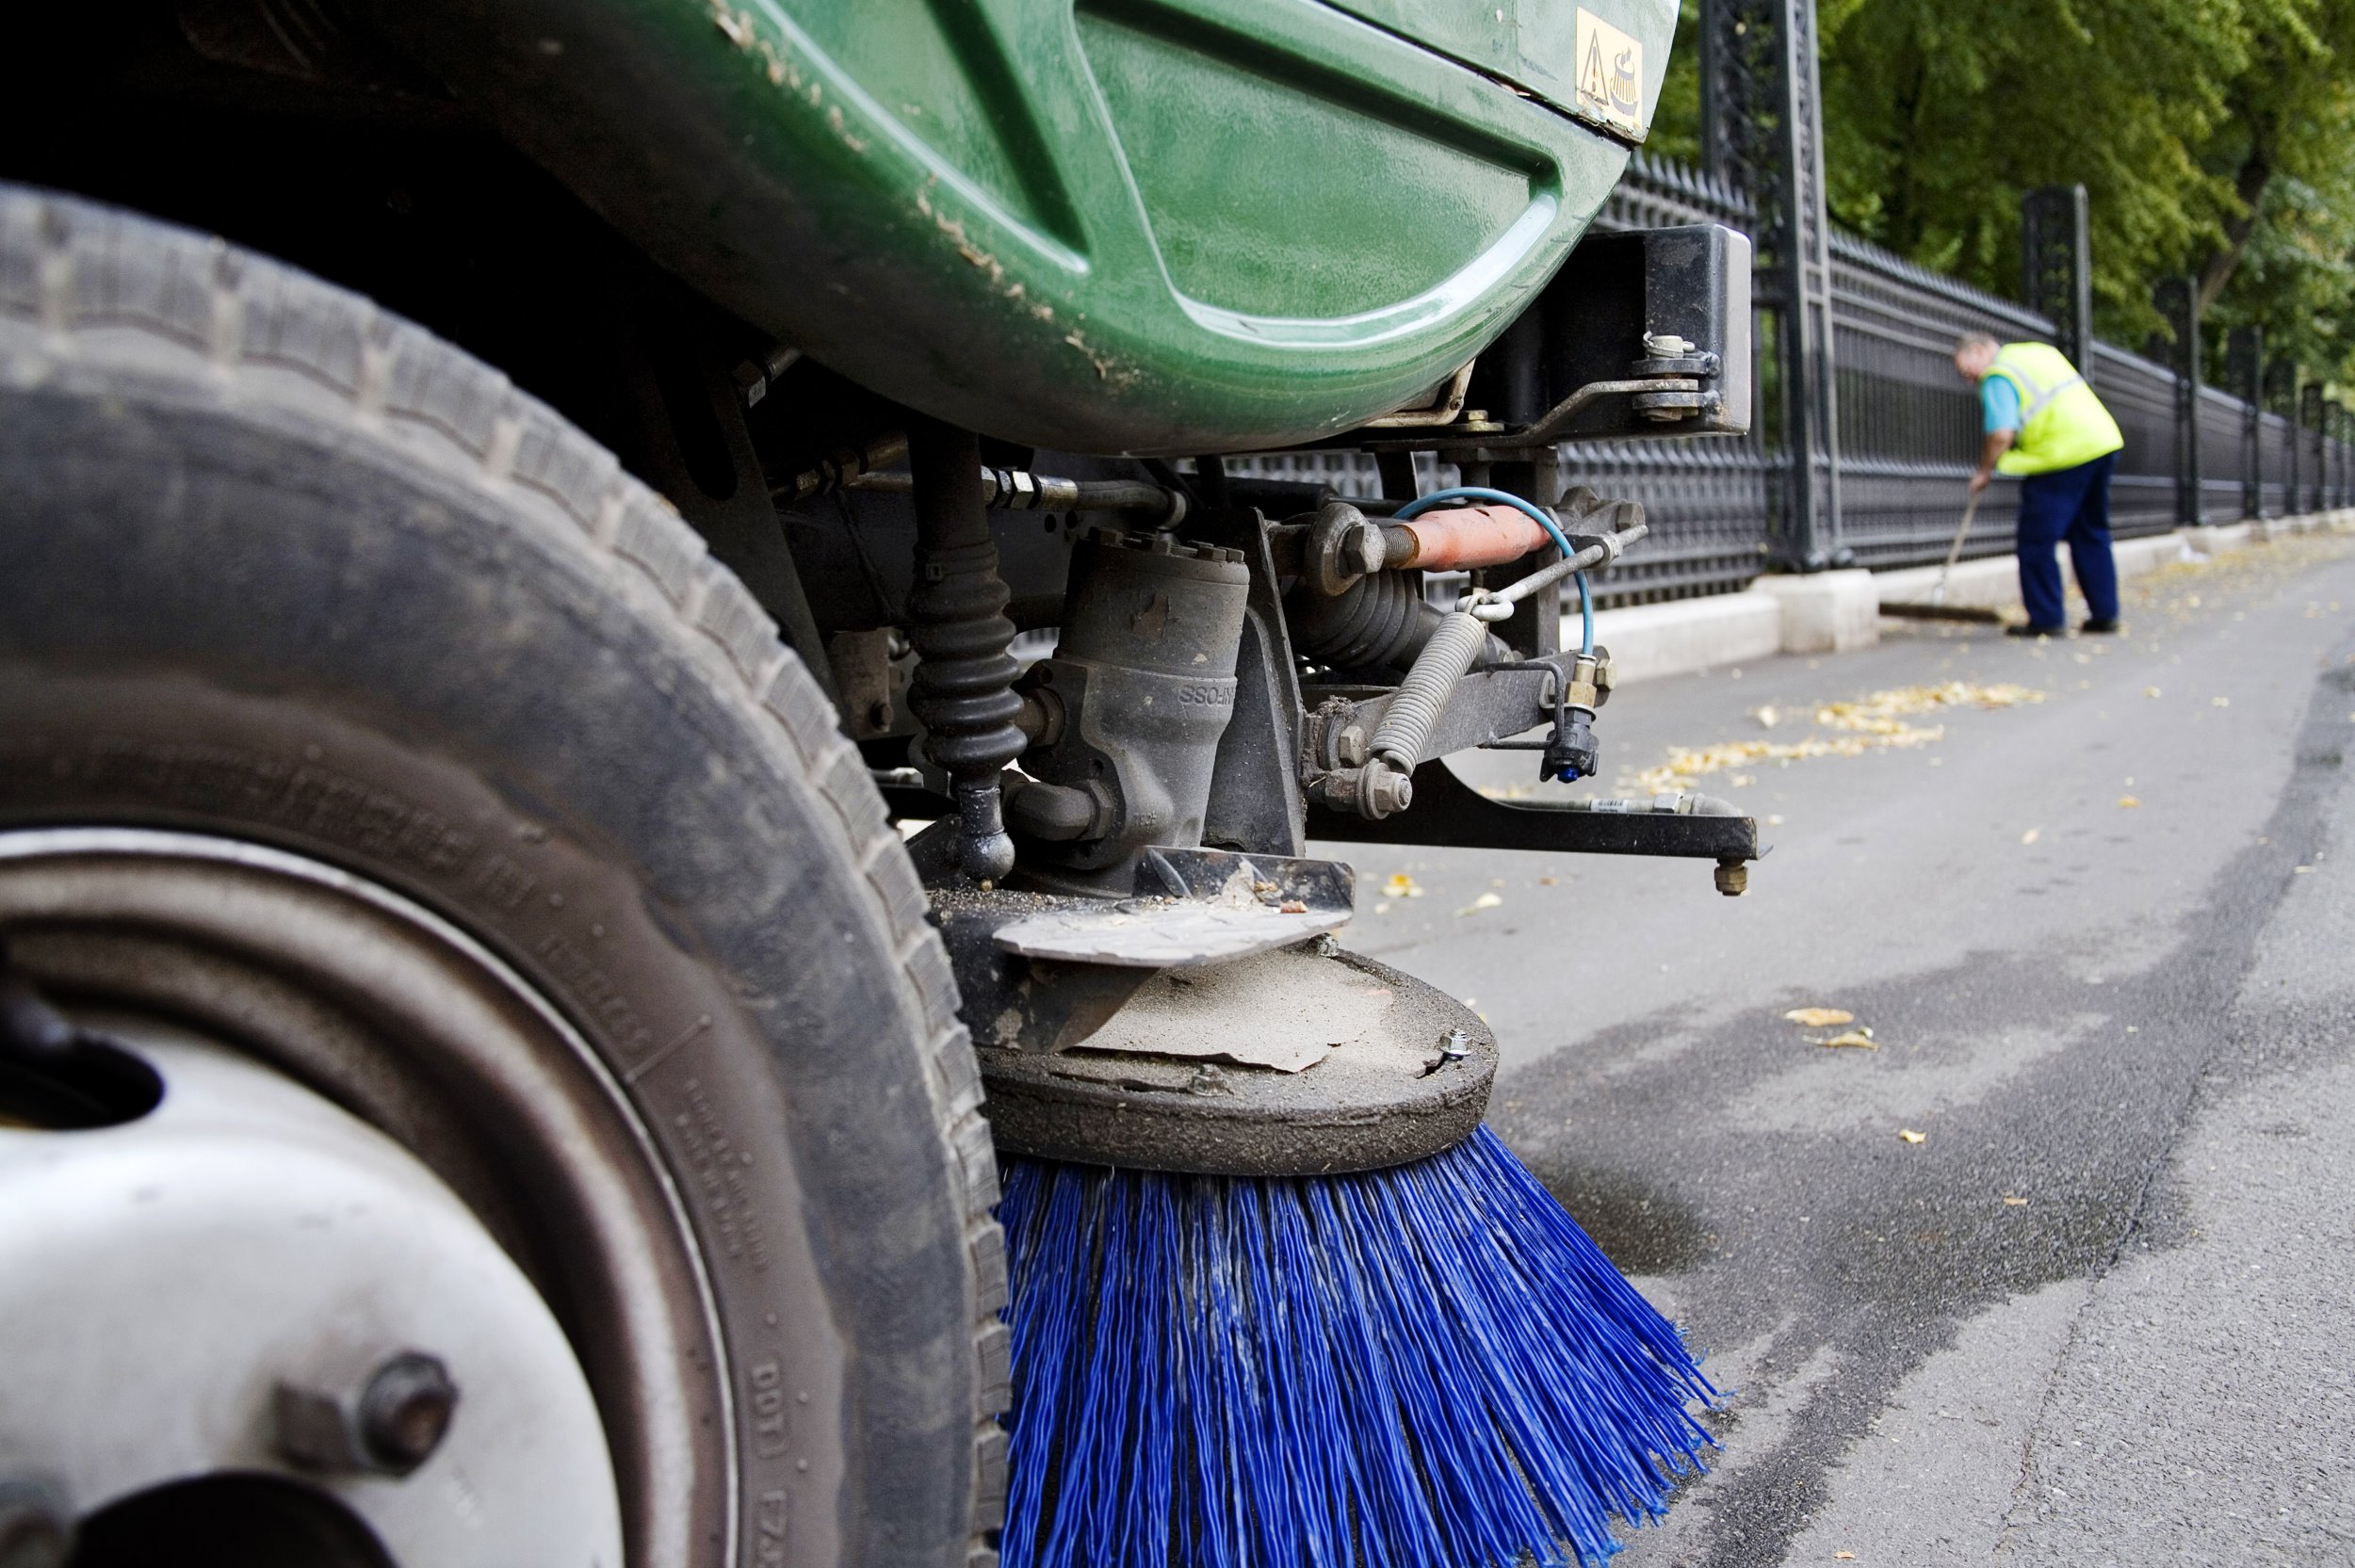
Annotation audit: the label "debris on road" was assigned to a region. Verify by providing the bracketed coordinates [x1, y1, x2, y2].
[1823, 1030, 1879, 1050]
[1630, 682, 2046, 794]
[2022, 828, 2040, 844]
[1898, 1128, 1926, 1144]
[1785, 1008, 1855, 1026]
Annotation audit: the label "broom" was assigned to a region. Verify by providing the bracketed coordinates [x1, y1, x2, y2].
[996, 1125, 1719, 1568]
[1878, 493, 2006, 624]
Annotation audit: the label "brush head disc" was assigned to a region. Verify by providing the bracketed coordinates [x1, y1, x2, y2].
[976, 946, 1496, 1176]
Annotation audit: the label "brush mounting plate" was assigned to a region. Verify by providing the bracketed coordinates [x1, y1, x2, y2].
[975, 947, 1496, 1176]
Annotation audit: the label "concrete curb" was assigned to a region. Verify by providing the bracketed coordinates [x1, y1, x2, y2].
[1589, 509, 2355, 687]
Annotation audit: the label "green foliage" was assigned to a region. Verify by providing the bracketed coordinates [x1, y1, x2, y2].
[1649, 0, 2355, 390]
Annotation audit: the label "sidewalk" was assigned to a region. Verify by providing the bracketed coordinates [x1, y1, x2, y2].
[1590, 509, 2355, 686]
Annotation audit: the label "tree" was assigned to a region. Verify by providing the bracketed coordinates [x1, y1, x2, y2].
[1648, 0, 2355, 387]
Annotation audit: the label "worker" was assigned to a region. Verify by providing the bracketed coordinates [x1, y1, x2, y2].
[1954, 333, 2126, 636]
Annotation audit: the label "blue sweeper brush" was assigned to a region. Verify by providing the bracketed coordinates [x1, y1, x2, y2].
[976, 944, 1719, 1568]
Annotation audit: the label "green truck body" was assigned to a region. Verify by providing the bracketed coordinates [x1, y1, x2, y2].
[381, 0, 1673, 454]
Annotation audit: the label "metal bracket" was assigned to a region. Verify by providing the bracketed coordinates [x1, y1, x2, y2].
[1307, 757, 1762, 865]
[931, 847, 1355, 1053]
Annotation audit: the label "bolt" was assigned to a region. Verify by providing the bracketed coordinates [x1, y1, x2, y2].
[1360, 765, 1413, 819]
[1438, 1027, 1471, 1061]
[277, 1350, 459, 1478]
[360, 1352, 460, 1474]
[1334, 723, 1371, 768]
[1713, 860, 1749, 897]
[0, 1479, 73, 1568]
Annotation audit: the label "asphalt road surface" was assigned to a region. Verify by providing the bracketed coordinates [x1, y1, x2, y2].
[1320, 531, 2355, 1566]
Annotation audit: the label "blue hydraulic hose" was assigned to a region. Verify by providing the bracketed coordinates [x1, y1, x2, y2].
[1392, 485, 1595, 655]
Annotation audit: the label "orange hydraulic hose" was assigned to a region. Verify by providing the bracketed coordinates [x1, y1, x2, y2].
[1384, 505, 1553, 571]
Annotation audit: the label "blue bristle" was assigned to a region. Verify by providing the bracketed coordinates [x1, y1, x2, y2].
[997, 1124, 1718, 1568]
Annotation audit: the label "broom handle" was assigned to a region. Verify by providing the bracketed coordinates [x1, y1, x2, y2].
[1940, 493, 1979, 583]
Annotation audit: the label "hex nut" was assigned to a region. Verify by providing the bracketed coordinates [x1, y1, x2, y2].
[1361, 767, 1414, 819]
[361, 1352, 460, 1474]
[1713, 860, 1749, 897]
[277, 1350, 459, 1478]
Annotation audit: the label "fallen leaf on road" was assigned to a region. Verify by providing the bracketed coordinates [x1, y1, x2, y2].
[2003, 1196, 2030, 1206]
[2295, 865, 2314, 875]
[1836, 1555, 1858, 1561]
[1372, 902, 1392, 914]
[1386, 873, 1424, 899]
[1730, 772, 1756, 787]
[2118, 796, 2141, 809]
[1785, 1007, 1854, 1026]
[2021, 828, 2039, 845]
[1537, 875, 1559, 886]
[1898, 1128, 1926, 1144]
[1755, 704, 1779, 728]
[2213, 696, 2231, 707]
[1628, 683, 2044, 794]
[1823, 1030, 1879, 1050]
[2146, 686, 2163, 698]
[1767, 814, 1786, 826]
[1455, 892, 1503, 916]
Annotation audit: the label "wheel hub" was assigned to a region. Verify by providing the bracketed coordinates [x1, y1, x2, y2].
[0, 1023, 622, 1561]
[0, 828, 727, 1564]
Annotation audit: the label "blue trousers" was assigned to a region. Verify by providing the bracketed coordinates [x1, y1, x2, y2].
[2015, 452, 2120, 627]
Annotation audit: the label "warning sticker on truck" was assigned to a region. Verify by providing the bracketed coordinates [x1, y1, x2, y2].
[1573, 8, 1646, 140]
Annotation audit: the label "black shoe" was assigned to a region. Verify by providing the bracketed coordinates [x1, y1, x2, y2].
[2005, 622, 2064, 639]
[2080, 617, 2121, 635]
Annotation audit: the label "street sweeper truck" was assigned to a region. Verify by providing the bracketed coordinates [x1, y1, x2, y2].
[0, 2, 1757, 1563]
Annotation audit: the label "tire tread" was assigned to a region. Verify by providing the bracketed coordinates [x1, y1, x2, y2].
[0, 184, 1009, 1551]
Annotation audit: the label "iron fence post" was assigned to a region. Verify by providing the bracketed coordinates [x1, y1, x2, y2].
[1703, 0, 1842, 571]
[2022, 186, 2094, 385]
[2302, 385, 2326, 513]
[2268, 360, 2297, 518]
[2327, 402, 2346, 506]
[2226, 327, 2261, 520]
[2152, 278, 2201, 526]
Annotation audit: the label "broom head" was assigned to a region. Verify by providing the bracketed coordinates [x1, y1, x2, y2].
[997, 1125, 1718, 1568]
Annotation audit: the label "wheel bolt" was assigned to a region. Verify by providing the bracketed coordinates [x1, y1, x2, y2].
[0, 1478, 73, 1568]
[359, 1352, 460, 1474]
[277, 1350, 459, 1478]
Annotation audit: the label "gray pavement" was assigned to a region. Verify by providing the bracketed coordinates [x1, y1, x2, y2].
[1320, 531, 2355, 1566]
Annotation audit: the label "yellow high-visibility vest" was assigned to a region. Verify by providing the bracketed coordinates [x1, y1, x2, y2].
[1987, 342, 2125, 476]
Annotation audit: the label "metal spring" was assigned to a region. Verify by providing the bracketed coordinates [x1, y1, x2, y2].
[1369, 609, 1488, 771]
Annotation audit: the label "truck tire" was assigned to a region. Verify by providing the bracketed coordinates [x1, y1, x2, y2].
[0, 185, 1006, 1566]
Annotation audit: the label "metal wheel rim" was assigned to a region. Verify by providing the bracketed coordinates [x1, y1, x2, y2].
[0, 826, 733, 1565]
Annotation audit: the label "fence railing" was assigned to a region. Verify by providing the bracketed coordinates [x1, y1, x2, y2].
[1227, 154, 2355, 610]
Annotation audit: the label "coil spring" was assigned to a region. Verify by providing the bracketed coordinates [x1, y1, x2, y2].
[1369, 609, 1488, 771]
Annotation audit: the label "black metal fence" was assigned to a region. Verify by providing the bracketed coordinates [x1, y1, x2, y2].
[1229, 151, 2355, 610]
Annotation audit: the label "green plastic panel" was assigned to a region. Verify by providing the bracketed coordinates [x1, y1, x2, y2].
[377, 0, 1674, 455]
[1319, 0, 1674, 137]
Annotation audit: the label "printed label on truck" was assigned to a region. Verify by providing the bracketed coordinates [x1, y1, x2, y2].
[1573, 8, 1646, 140]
